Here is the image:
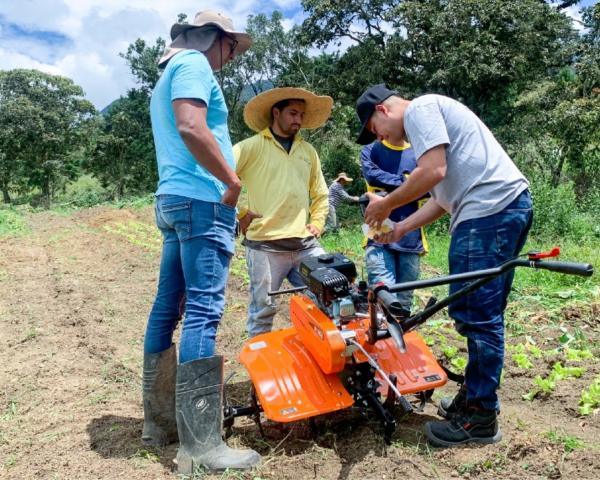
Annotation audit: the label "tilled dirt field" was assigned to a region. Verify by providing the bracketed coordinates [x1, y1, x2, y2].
[0, 206, 598, 479]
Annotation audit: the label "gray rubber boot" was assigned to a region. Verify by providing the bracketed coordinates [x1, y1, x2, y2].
[141, 344, 178, 446]
[175, 355, 261, 474]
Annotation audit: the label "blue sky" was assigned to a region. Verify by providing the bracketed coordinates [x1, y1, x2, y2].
[0, 0, 596, 109]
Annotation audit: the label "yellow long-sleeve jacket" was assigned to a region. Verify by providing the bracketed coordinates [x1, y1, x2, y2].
[233, 128, 329, 241]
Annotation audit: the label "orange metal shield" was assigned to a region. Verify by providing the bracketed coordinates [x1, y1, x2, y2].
[239, 327, 354, 422]
[239, 295, 447, 422]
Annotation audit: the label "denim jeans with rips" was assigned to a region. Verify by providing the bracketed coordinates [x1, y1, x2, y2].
[448, 190, 533, 411]
[144, 194, 236, 364]
[245, 245, 325, 337]
[365, 246, 421, 312]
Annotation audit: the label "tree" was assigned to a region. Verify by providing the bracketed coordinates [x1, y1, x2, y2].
[299, 0, 400, 49]
[0, 69, 95, 207]
[88, 90, 157, 198]
[86, 37, 166, 198]
[298, 0, 577, 125]
[220, 12, 311, 142]
[505, 3, 600, 194]
[0, 93, 31, 203]
[120, 37, 166, 93]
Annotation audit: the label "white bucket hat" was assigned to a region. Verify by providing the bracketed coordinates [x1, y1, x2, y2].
[158, 10, 251, 67]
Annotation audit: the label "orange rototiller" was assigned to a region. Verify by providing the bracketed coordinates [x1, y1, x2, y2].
[224, 248, 593, 442]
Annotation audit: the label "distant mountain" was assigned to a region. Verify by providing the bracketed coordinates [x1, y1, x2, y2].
[100, 98, 125, 116]
[239, 80, 274, 102]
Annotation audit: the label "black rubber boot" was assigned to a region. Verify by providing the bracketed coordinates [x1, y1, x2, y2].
[175, 355, 261, 474]
[437, 383, 467, 420]
[142, 344, 178, 446]
[425, 405, 502, 447]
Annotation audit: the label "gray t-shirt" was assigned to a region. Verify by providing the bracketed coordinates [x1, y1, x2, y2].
[404, 94, 529, 233]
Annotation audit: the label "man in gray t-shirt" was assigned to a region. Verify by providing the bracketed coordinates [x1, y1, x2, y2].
[356, 84, 533, 448]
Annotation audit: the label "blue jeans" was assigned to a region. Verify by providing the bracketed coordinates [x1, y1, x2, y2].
[365, 246, 421, 311]
[448, 190, 533, 411]
[144, 195, 236, 364]
[246, 245, 325, 337]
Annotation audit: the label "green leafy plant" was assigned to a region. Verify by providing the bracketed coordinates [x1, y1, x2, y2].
[451, 356, 467, 371]
[523, 362, 586, 401]
[512, 352, 534, 369]
[545, 430, 584, 453]
[528, 344, 543, 359]
[565, 348, 594, 361]
[442, 345, 458, 360]
[579, 375, 600, 416]
[552, 362, 585, 380]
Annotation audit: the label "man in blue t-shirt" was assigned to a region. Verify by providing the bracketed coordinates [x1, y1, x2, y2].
[142, 10, 259, 473]
[360, 140, 427, 314]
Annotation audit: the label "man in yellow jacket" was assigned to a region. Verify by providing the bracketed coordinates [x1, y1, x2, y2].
[233, 87, 331, 337]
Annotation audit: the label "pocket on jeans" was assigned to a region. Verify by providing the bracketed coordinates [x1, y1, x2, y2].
[216, 203, 237, 227]
[161, 200, 190, 213]
[160, 200, 191, 237]
[468, 226, 499, 258]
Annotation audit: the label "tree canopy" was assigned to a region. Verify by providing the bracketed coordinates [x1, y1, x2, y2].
[0, 1, 597, 218]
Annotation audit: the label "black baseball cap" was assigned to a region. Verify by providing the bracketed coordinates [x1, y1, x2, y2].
[355, 84, 398, 145]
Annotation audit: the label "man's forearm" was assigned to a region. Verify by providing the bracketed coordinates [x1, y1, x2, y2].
[382, 165, 439, 211]
[381, 144, 447, 211]
[179, 127, 239, 188]
[399, 198, 447, 232]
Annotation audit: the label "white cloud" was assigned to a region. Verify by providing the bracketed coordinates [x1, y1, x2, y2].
[564, 5, 586, 32]
[0, 49, 62, 76]
[0, 0, 298, 109]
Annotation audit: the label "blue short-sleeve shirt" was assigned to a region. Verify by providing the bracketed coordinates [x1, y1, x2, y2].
[150, 50, 234, 202]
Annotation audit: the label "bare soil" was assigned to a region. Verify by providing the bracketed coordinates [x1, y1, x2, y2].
[1, 206, 598, 480]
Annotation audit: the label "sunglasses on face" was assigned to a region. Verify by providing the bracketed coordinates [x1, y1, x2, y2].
[224, 36, 238, 56]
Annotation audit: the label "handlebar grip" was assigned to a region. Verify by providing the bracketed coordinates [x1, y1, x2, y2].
[532, 260, 593, 277]
[358, 194, 370, 206]
[377, 289, 404, 314]
[358, 191, 387, 206]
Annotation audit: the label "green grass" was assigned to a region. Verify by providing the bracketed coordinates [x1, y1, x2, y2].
[321, 225, 367, 277]
[1, 400, 18, 421]
[102, 220, 162, 254]
[0, 208, 29, 237]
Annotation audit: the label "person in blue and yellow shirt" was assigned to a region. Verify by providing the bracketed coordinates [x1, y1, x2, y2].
[360, 139, 428, 314]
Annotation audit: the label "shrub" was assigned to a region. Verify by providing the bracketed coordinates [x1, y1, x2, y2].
[60, 175, 109, 208]
[0, 208, 28, 236]
[529, 180, 595, 239]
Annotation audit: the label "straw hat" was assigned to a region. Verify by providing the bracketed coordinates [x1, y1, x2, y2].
[335, 172, 353, 182]
[243, 87, 333, 132]
[158, 10, 251, 67]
